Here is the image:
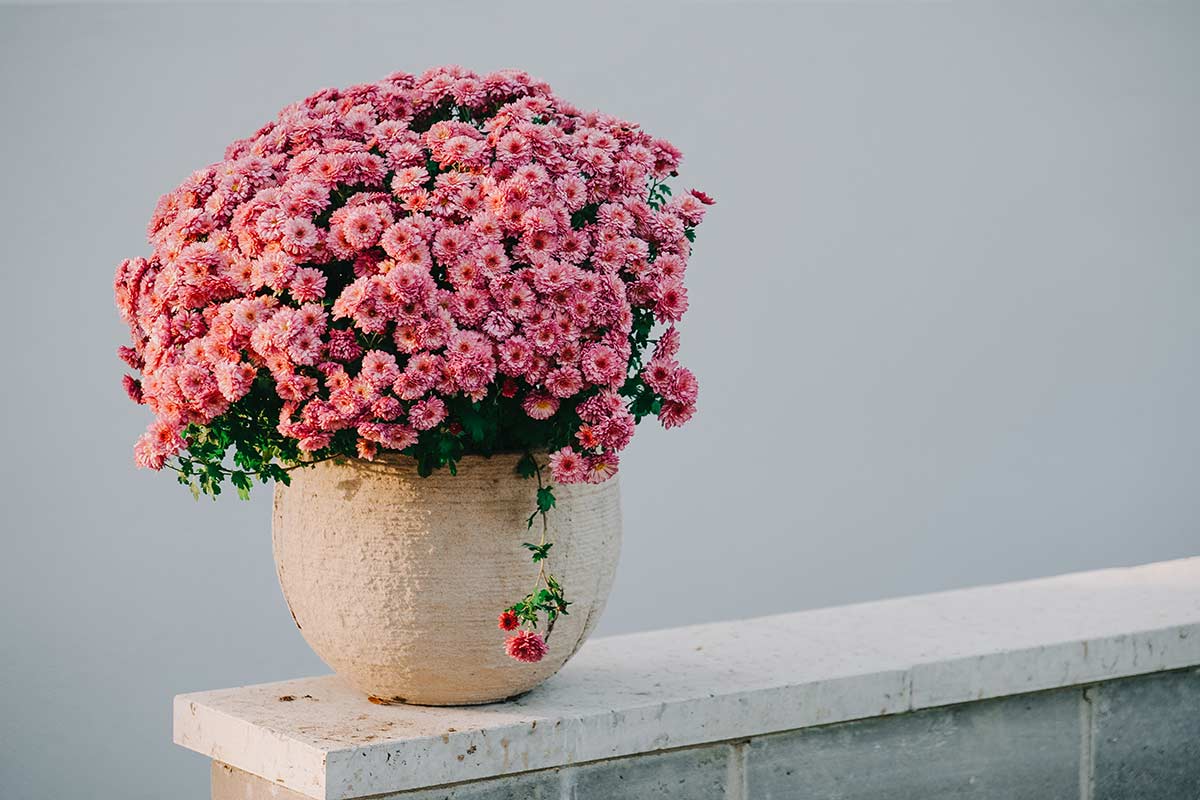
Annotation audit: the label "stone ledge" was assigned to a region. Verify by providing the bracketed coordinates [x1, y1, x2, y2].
[175, 557, 1200, 800]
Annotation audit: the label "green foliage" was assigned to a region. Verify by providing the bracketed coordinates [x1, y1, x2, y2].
[627, 306, 655, 368]
[618, 304, 665, 422]
[625, 379, 664, 423]
[409, 96, 456, 133]
[570, 203, 599, 230]
[453, 399, 492, 444]
[647, 180, 672, 210]
[515, 453, 538, 479]
[536, 485, 556, 513]
[169, 376, 308, 500]
[507, 575, 571, 630]
[230, 470, 253, 501]
[169, 377, 591, 500]
[521, 542, 553, 562]
[526, 484, 557, 528]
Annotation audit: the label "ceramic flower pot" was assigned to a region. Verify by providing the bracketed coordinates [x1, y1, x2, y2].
[271, 453, 622, 705]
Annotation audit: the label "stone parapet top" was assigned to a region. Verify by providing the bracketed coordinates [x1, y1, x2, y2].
[174, 557, 1200, 800]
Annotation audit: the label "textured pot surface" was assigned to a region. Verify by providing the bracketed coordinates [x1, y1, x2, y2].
[272, 453, 622, 705]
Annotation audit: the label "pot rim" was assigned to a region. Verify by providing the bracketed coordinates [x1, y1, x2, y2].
[313, 450, 545, 469]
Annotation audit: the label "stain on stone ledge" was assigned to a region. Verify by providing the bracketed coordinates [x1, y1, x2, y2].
[336, 478, 363, 501]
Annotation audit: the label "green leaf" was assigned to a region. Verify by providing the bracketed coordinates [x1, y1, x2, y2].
[521, 542, 553, 562]
[515, 453, 538, 479]
[536, 486, 556, 514]
[458, 405, 487, 442]
[570, 204, 599, 230]
[231, 470, 252, 501]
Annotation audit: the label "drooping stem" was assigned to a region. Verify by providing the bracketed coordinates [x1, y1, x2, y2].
[502, 452, 570, 649]
[530, 459, 549, 593]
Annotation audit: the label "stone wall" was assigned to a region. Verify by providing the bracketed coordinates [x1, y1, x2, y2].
[213, 668, 1200, 800]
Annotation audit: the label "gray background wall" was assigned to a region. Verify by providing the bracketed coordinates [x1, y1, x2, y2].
[0, 2, 1197, 798]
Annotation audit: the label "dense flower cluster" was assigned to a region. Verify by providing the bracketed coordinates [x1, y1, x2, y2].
[114, 66, 709, 494]
[114, 67, 711, 663]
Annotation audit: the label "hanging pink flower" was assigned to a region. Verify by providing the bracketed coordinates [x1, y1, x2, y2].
[505, 630, 548, 663]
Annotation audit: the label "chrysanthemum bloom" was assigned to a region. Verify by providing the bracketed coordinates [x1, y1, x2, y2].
[408, 396, 447, 430]
[498, 610, 519, 631]
[587, 452, 621, 483]
[505, 630, 548, 663]
[522, 392, 559, 421]
[122, 374, 144, 404]
[548, 447, 587, 484]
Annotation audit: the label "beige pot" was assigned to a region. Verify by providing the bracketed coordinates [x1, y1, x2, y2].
[271, 453, 622, 706]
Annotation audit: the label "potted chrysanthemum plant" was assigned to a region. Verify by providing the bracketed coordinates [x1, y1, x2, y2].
[114, 66, 710, 705]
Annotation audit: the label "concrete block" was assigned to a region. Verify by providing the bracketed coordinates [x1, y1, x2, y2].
[746, 690, 1081, 799]
[212, 762, 562, 800]
[569, 744, 731, 800]
[1091, 667, 1200, 799]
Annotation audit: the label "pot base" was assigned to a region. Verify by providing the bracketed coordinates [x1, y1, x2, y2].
[367, 688, 533, 708]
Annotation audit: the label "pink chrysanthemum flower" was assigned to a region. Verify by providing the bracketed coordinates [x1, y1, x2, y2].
[356, 439, 378, 461]
[505, 630, 548, 663]
[360, 350, 400, 388]
[408, 397, 447, 431]
[122, 375, 144, 404]
[339, 205, 385, 250]
[658, 400, 695, 430]
[326, 328, 363, 362]
[298, 433, 333, 452]
[666, 367, 699, 405]
[280, 217, 319, 255]
[596, 413, 636, 451]
[642, 358, 677, 395]
[544, 366, 583, 399]
[654, 326, 681, 360]
[580, 344, 623, 387]
[290, 268, 328, 303]
[653, 279, 688, 322]
[522, 392, 559, 420]
[586, 452, 620, 483]
[548, 447, 587, 484]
